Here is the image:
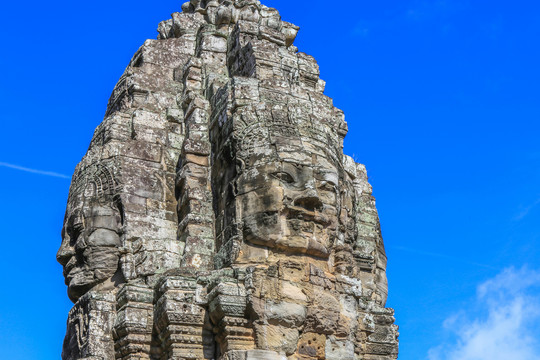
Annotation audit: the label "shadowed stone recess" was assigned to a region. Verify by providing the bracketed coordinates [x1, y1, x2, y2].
[57, 1, 399, 359]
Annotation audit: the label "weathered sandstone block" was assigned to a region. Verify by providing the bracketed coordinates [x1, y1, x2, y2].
[58, 1, 399, 359]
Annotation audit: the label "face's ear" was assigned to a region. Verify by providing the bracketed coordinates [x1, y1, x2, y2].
[236, 158, 245, 173]
[113, 196, 125, 226]
[229, 181, 239, 198]
[338, 177, 359, 245]
[338, 177, 351, 221]
[84, 181, 97, 198]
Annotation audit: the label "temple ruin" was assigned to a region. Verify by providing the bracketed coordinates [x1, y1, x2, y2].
[57, 1, 399, 359]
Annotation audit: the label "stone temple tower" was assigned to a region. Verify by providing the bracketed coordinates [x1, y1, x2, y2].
[57, 1, 399, 359]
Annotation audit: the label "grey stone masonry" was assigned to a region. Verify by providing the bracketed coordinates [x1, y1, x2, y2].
[57, 1, 399, 359]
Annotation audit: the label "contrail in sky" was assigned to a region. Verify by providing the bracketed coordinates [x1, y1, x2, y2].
[514, 198, 540, 221]
[0, 161, 70, 179]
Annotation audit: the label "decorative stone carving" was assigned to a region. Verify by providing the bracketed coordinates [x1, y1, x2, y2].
[58, 1, 399, 359]
[58, 161, 125, 302]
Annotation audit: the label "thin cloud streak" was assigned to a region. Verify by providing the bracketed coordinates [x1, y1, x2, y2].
[0, 161, 70, 179]
[514, 198, 540, 221]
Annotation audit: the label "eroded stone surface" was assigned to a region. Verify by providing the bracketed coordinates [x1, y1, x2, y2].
[58, 1, 399, 359]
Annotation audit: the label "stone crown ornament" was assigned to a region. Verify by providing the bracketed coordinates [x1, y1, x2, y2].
[57, 0, 399, 359]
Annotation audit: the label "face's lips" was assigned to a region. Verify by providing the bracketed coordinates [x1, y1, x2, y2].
[285, 205, 333, 227]
[67, 279, 94, 303]
[63, 256, 77, 277]
[65, 266, 95, 296]
[63, 256, 90, 287]
[65, 267, 79, 285]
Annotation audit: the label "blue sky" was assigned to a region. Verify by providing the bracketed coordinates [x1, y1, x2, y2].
[0, 1, 539, 359]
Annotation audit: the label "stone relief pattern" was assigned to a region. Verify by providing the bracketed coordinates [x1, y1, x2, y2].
[58, 1, 399, 359]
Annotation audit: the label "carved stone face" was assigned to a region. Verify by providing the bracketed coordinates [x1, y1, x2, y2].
[58, 191, 123, 302]
[236, 151, 341, 258]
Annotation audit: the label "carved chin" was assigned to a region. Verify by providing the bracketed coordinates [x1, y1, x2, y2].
[243, 223, 330, 258]
[275, 235, 329, 258]
[67, 270, 97, 302]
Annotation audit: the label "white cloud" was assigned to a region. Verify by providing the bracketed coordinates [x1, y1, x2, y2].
[0, 161, 70, 179]
[514, 198, 540, 221]
[428, 267, 540, 360]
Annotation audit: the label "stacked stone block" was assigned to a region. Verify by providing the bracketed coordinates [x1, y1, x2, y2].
[58, 1, 399, 359]
[114, 285, 154, 359]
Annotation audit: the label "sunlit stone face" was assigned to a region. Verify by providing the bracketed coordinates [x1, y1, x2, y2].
[57, 176, 123, 302]
[236, 150, 342, 258]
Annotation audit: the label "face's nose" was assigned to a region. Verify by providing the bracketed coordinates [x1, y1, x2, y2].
[57, 236, 75, 266]
[293, 189, 323, 212]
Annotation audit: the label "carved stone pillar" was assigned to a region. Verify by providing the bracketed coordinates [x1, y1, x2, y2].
[62, 291, 116, 360]
[113, 284, 154, 359]
[177, 58, 215, 272]
[356, 305, 399, 360]
[208, 276, 256, 357]
[154, 276, 214, 359]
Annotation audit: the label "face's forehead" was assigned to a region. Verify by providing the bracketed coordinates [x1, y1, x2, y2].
[240, 131, 341, 166]
[64, 167, 120, 230]
[236, 151, 341, 196]
[250, 147, 339, 172]
[233, 110, 342, 169]
[64, 185, 84, 223]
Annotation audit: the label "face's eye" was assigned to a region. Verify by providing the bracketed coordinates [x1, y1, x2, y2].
[271, 171, 295, 184]
[319, 181, 338, 193]
[69, 222, 84, 245]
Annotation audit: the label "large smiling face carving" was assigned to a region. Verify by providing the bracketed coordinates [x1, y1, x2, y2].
[210, 103, 352, 263]
[236, 150, 342, 258]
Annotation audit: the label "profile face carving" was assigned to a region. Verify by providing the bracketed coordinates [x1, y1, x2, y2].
[57, 163, 123, 302]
